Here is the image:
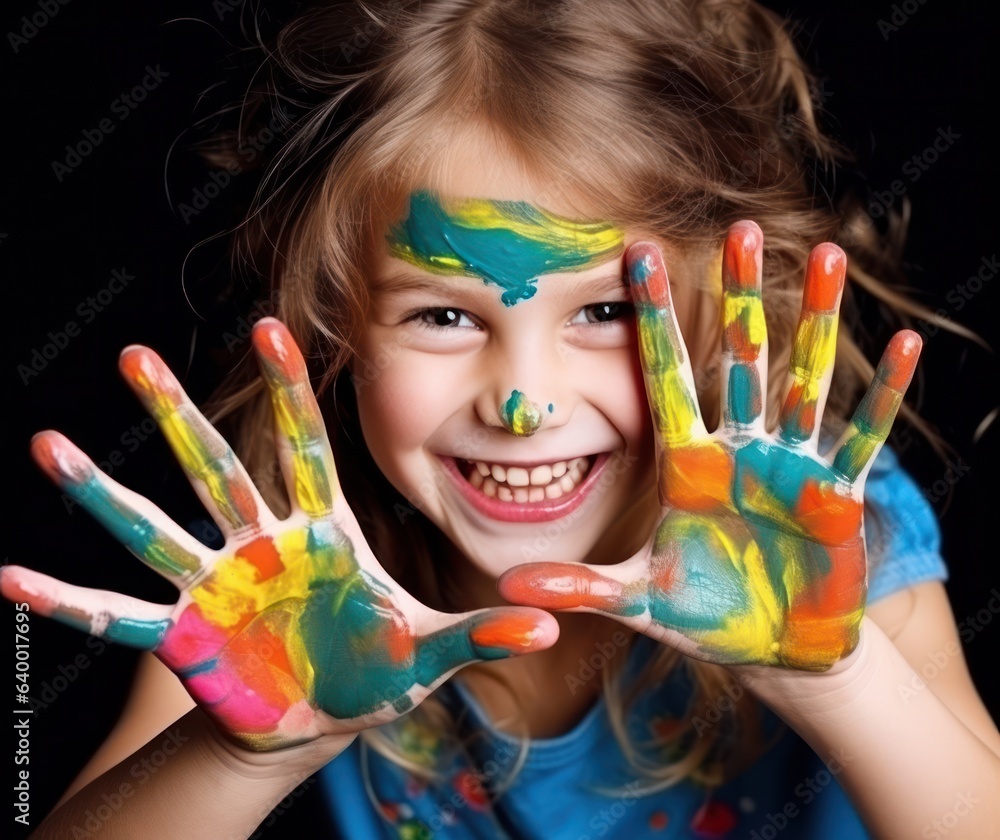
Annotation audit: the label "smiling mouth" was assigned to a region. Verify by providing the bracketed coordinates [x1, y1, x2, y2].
[439, 452, 609, 523]
[457, 456, 596, 502]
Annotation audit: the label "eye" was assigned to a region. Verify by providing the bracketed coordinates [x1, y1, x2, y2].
[413, 307, 478, 330]
[569, 301, 633, 325]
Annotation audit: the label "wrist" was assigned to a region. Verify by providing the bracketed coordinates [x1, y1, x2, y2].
[192, 709, 355, 786]
[724, 617, 882, 720]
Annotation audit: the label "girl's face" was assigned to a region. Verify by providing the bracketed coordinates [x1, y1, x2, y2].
[354, 130, 669, 586]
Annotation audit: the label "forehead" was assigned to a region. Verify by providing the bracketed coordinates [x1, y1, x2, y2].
[385, 189, 626, 306]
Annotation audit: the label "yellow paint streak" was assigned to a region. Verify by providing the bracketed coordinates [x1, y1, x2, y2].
[701, 540, 784, 662]
[649, 371, 698, 446]
[192, 530, 316, 629]
[156, 407, 235, 514]
[790, 314, 837, 389]
[453, 197, 626, 254]
[723, 294, 766, 345]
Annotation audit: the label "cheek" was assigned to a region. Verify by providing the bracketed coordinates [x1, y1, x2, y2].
[353, 343, 465, 467]
[583, 344, 653, 449]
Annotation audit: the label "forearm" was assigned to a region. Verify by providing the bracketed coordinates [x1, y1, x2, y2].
[33, 708, 351, 840]
[732, 618, 1000, 840]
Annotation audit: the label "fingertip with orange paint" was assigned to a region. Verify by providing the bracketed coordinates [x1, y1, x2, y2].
[30, 430, 91, 487]
[0, 567, 57, 617]
[469, 609, 559, 656]
[878, 330, 922, 391]
[626, 242, 671, 305]
[252, 318, 307, 379]
[722, 221, 763, 291]
[118, 345, 177, 400]
[802, 243, 847, 312]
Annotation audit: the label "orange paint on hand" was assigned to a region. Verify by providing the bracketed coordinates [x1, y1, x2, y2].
[226, 620, 305, 709]
[236, 536, 285, 582]
[498, 565, 628, 615]
[385, 616, 415, 664]
[252, 318, 307, 379]
[662, 442, 733, 512]
[722, 221, 761, 291]
[470, 611, 542, 652]
[801, 244, 846, 311]
[793, 480, 863, 545]
[878, 330, 922, 390]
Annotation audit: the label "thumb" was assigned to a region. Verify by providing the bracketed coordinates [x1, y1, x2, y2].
[413, 607, 558, 686]
[498, 563, 647, 619]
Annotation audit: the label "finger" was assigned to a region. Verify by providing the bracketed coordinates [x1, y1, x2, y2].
[720, 221, 768, 430]
[252, 318, 340, 518]
[497, 559, 649, 620]
[120, 346, 268, 535]
[777, 243, 846, 446]
[0, 565, 174, 649]
[32, 431, 206, 586]
[832, 330, 922, 482]
[413, 607, 559, 688]
[626, 242, 706, 447]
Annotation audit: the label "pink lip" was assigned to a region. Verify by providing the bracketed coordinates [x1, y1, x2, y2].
[439, 453, 612, 523]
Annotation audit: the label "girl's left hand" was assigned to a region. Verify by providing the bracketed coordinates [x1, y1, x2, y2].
[499, 222, 921, 672]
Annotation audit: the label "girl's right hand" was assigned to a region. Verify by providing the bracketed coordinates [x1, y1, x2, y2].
[2, 318, 557, 751]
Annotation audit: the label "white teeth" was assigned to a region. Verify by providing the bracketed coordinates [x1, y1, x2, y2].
[506, 467, 530, 487]
[529, 465, 552, 486]
[465, 456, 594, 503]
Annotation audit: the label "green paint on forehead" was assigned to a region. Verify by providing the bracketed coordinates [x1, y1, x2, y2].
[386, 190, 625, 306]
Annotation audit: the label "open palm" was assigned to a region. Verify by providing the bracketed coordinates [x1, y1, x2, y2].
[3, 319, 556, 748]
[500, 223, 920, 671]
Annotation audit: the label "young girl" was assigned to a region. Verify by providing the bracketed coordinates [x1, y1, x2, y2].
[6, 1, 999, 838]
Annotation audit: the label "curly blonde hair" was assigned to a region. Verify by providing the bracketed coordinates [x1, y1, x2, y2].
[199, 0, 951, 794]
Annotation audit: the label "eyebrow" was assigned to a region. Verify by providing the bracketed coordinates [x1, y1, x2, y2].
[373, 269, 629, 300]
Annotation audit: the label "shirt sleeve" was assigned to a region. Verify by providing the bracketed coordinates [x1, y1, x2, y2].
[862, 446, 949, 603]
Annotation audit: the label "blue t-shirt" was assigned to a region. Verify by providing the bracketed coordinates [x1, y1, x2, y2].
[318, 447, 948, 839]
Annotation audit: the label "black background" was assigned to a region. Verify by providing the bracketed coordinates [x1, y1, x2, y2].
[4, 1, 998, 835]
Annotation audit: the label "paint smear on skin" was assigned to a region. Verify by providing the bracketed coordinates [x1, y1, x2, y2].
[498, 564, 645, 617]
[499, 390, 543, 436]
[779, 246, 845, 443]
[660, 441, 734, 513]
[31, 433, 201, 580]
[628, 248, 699, 446]
[735, 443, 862, 546]
[722, 227, 766, 427]
[120, 349, 260, 530]
[647, 513, 787, 663]
[386, 190, 626, 307]
[253, 323, 335, 517]
[834, 330, 921, 481]
[160, 522, 552, 731]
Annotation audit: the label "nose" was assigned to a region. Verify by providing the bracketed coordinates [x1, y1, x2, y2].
[473, 334, 568, 437]
[499, 390, 548, 436]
